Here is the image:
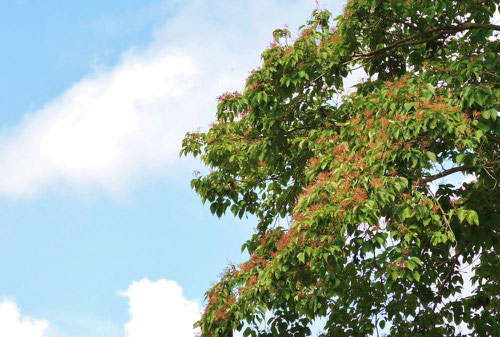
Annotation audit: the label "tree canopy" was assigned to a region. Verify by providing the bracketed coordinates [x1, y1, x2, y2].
[181, 1, 500, 336]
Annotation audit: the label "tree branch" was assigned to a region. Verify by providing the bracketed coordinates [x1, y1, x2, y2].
[420, 161, 500, 184]
[350, 23, 500, 62]
[485, 133, 500, 145]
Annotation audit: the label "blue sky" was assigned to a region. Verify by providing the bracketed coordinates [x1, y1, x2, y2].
[0, 0, 175, 126]
[0, 1, 350, 336]
[0, 1, 487, 336]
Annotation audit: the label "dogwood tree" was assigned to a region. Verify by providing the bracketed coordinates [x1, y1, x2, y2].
[182, 1, 499, 336]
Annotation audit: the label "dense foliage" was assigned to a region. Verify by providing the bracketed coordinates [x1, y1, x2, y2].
[182, 1, 500, 336]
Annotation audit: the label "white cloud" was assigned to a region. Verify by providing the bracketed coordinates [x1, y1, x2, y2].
[1, 278, 236, 337]
[0, 300, 49, 337]
[121, 279, 201, 337]
[0, 0, 322, 198]
[0, 51, 197, 197]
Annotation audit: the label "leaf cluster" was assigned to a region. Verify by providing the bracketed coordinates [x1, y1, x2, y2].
[181, 1, 500, 336]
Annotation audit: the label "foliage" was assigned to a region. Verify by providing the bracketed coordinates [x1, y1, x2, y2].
[182, 1, 500, 336]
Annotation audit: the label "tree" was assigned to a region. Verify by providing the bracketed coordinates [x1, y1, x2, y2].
[181, 1, 500, 336]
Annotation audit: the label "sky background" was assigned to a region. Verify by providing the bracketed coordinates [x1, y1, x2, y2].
[0, 1, 348, 336]
[1, 1, 487, 336]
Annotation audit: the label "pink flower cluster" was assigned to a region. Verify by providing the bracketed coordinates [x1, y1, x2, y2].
[216, 91, 241, 103]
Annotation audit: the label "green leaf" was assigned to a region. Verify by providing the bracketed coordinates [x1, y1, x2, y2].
[243, 327, 254, 337]
[411, 257, 423, 266]
[402, 207, 412, 220]
[457, 208, 466, 222]
[406, 260, 416, 271]
[426, 151, 437, 162]
[421, 90, 432, 101]
[425, 83, 435, 94]
[210, 203, 217, 214]
[490, 109, 497, 120]
[476, 121, 490, 132]
[466, 210, 479, 226]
